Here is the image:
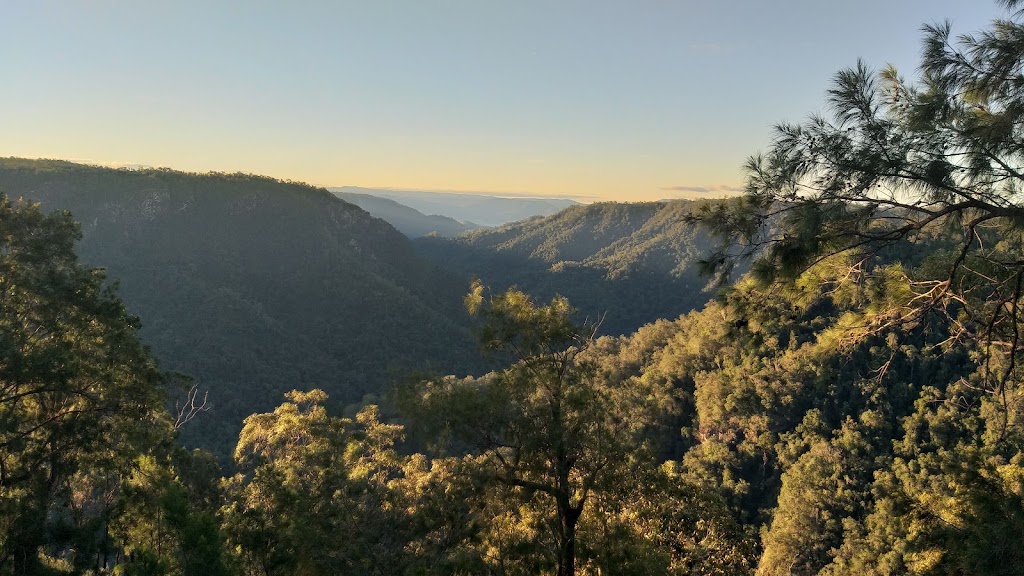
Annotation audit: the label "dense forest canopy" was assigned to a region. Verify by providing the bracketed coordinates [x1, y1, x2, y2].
[4, 1, 1024, 574]
[686, 0, 1024, 571]
[0, 159, 485, 458]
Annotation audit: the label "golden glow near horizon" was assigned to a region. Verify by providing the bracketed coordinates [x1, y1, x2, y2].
[0, 148, 742, 202]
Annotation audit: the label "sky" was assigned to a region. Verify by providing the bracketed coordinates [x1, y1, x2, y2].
[0, 1, 1008, 201]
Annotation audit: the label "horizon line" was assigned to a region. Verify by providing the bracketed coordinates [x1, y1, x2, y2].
[331, 185, 602, 202]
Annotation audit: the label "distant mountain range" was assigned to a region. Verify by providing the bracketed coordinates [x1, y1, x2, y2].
[331, 187, 580, 227]
[331, 190, 478, 238]
[416, 200, 729, 336]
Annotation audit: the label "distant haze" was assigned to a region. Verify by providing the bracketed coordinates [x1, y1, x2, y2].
[332, 187, 581, 227]
[332, 189, 480, 238]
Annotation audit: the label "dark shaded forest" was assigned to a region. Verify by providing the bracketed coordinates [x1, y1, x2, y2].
[0, 159, 485, 457]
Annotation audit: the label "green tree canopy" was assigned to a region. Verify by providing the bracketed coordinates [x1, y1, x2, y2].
[0, 195, 172, 572]
[222, 389, 409, 576]
[687, 2, 1024, 572]
[403, 282, 677, 576]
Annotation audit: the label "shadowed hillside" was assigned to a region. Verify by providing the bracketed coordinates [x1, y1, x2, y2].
[0, 158, 482, 456]
[416, 200, 729, 336]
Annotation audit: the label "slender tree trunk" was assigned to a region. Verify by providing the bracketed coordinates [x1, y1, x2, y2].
[557, 503, 582, 576]
[557, 527, 575, 576]
[11, 463, 61, 575]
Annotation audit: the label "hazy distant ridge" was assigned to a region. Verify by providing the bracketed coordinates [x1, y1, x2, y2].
[332, 190, 478, 238]
[332, 187, 580, 227]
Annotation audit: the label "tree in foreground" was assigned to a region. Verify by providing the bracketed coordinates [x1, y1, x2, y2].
[691, 1, 1024, 572]
[0, 194, 229, 575]
[698, 0, 1024, 436]
[0, 195, 178, 572]
[401, 281, 676, 576]
[222, 389, 410, 576]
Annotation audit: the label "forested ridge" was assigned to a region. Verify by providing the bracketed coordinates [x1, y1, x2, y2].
[4, 2, 1024, 574]
[416, 199, 724, 336]
[0, 158, 484, 457]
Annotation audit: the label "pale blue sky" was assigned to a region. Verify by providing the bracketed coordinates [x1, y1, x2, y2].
[0, 1, 1006, 200]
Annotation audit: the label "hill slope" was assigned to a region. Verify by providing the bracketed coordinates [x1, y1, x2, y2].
[415, 200, 725, 336]
[332, 190, 478, 237]
[0, 158, 481, 455]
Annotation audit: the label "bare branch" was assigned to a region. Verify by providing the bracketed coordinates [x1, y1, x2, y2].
[174, 384, 210, 430]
